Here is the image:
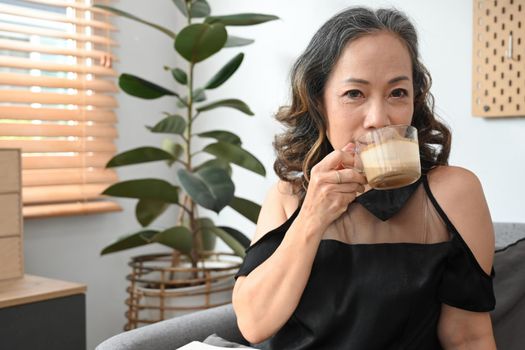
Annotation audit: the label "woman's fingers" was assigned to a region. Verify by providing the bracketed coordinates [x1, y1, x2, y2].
[302, 145, 366, 228]
[314, 148, 357, 172]
[326, 168, 367, 185]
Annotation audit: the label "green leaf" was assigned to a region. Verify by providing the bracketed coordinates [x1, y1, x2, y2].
[193, 88, 206, 102]
[201, 228, 217, 251]
[217, 226, 251, 249]
[203, 142, 266, 176]
[174, 218, 217, 251]
[189, 0, 211, 17]
[171, 0, 188, 16]
[151, 226, 192, 254]
[176, 99, 186, 109]
[197, 130, 241, 145]
[162, 139, 184, 166]
[177, 167, 234, 213]
[194, 218, 217, 251]
[119, 74, 178, 99]
[228, 196, 261, 224]
[224, 35, 254, 48]
[196, 218, 245, 257]
[211, 226, 246, 257]
[175, 23, 227, 63]
[136, 199, 169, 227]
[147, 115, 186, 135]
[100, 230, 158, 255]
[106, 147, 173, 168]
[103, 179, 179, 203]
[215, 233, 245, 257]
[94, 5, 176, 39]
[196, 98, 254, 115]
[194, 158, 232, 177]
[205, 13, 279, 26]
[205, 53, 244, 89]
[171, 68, 187, 85]
[172, 0, 210, 18]
[195, 218, 218, 251]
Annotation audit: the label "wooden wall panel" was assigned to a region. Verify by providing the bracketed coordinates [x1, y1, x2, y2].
[473, 0, 525, 117]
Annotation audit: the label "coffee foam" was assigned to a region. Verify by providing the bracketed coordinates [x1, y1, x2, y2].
[359, 139, 419, 165]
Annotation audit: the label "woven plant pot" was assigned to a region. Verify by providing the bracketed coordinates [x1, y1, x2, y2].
[124, 252, 242, 330]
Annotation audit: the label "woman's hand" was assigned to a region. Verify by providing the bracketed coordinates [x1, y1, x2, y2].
[234, 142, 366, 343]
[300, 143, 367, 232]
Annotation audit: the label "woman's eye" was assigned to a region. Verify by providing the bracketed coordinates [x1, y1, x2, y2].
[345, 90, 364, 99]
[390, 88, 408, 98]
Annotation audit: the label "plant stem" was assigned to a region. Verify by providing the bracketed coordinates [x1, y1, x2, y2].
[176, 202, 192, 216]
[169, 250, 180, 283]
[186, 57, 202, 269]
[182, 1, 202, 274]
[186, 1, 192, 26]
[177, 194, 188, 224]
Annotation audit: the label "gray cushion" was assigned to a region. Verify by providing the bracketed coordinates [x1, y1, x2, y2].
[491, 238, 525, 350]
[494, 222, 525, 249]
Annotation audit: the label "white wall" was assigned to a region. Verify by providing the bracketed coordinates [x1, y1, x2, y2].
[23, 0, 525, 349]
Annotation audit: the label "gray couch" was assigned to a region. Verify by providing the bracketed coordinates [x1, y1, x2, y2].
[97, 223, 525, 350]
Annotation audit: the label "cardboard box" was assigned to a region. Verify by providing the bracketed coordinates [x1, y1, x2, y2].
[0, 149, 23, 281]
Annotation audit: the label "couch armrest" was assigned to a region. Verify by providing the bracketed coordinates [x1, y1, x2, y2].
[96, 304, 247, 350]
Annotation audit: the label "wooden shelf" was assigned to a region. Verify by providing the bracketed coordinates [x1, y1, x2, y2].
[0, 274, 86, 309]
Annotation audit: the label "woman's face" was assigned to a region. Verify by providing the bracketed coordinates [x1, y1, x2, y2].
[322, 31, 414, 150]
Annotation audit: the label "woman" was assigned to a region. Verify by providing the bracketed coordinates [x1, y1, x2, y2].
[232, 7, 496, 350]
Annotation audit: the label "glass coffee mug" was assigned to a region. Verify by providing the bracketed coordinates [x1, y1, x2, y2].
[355, 125, 421, 190]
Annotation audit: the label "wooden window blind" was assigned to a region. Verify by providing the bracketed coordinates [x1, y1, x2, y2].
[0, 0, 121, 218]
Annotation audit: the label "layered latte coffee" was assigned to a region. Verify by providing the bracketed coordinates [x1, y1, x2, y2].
[356, 126, 421, 190]
[358, 139, 420, 189]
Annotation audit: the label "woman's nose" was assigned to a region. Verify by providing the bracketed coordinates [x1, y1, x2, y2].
[363, 100, 390, 129]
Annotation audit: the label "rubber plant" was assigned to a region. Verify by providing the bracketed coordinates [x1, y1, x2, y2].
[96, 0, 277, 267]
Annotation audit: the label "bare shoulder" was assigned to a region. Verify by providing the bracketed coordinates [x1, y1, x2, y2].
[427, 166, 491, 226]
[427, 165, 481, 195]
[251, 180, 300, 245]
[427, 166, 495, 274]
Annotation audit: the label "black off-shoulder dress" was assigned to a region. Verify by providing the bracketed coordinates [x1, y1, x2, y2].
[235, 175, 495, 350]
